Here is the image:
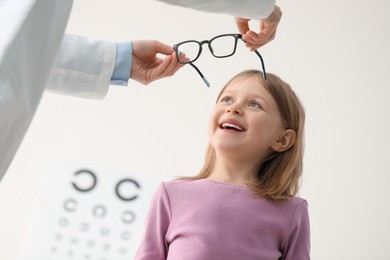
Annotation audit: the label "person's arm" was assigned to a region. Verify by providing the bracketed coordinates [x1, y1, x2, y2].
[155, 0, 275, 20]
[135, 183, 171, 260]
[283, 200, 311, 260]
[0, 0, 72, 181]
[46, 34, 184, 99]
[46, 34, 115, 99]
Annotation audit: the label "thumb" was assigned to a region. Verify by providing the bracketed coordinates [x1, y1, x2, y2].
[154, 40, 174, 55]
[234, 17, 251, 35]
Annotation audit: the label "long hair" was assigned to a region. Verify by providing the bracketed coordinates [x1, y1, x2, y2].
[181, 70, 305, 200]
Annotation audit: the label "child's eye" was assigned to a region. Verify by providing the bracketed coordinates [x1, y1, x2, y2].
[248, 100, 261, 109]
[220, 96, 233, 103]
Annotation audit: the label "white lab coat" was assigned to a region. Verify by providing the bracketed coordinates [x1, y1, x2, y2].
[156, 0, 275, 20]
[0, 0, 72, 180]
[0, 0, 275, 181]
[0, 0, 116, 180]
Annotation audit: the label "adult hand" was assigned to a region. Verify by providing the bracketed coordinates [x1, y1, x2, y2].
[130, 40, 186, 85]
[234, 5, 282, 51]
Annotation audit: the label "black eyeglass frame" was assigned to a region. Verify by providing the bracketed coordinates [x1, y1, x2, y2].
[173, 34, 267, 87]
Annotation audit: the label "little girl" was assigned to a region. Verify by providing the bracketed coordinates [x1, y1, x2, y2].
[135, 70, 310, 260]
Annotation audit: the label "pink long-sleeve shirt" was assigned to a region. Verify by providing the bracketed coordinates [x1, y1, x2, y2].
[135, 179, 310, 260]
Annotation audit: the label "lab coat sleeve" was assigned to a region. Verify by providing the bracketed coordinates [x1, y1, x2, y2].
[46, 34, 116, 99]
[0, 0, 72, 181]
[155, 0, 275, 20]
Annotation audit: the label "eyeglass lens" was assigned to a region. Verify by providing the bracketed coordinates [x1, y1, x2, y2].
[176, 35, 237, 63]
[176, 41, 201, 63]
[209, 35, 237, 58]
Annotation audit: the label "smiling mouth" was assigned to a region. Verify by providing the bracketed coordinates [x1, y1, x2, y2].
[220, 122, 244, 131]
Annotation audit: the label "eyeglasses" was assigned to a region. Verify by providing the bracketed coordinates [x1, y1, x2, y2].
[173, 34, 267, 87]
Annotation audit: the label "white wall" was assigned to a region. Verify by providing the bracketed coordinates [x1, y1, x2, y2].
[1, 0, 390, 259]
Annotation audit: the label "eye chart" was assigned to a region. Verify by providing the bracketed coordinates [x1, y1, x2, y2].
[18, 158, 168, 260]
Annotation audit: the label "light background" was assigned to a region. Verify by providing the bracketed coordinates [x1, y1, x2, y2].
[1, 0, 390, 259]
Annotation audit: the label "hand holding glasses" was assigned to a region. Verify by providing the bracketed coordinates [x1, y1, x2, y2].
[173, 34, 267, 87]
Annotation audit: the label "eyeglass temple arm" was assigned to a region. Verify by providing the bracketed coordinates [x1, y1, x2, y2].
[253, 49, 267, 80]
[188, 62, 210, 87]
[239, 37, 267, 80]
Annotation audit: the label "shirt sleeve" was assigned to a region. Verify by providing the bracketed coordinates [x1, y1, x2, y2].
[110, 41, 132, 86]
[134, 183, 171, 260]
[155, 0, 275, 20]
[283, 200, 311, 260]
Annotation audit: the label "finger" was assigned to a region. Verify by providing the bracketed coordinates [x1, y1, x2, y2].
[262, 30, 276, 42]
[243, 37, 268, 50]
[234, 17, 250, 35]
[259, 20, 265, 33]
[246, 30, 260, 38]
[154, 40, 175, 56]
[244, 41, 263, 51]
[172, 52, 189, 64]
[246, 43, 266, 51]
[149, 54, 182, 82]
[178, 52, 190, 63]
[159, 53, 178, 77]
[242, 31, 264, 44]
[259, 26, 276, 39]
[152, 55, 173, 79]
[161, 52, 185, 77]
[244, 29, 275, 44]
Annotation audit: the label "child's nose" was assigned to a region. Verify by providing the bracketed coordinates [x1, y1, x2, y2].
[226, 104, 243, 115]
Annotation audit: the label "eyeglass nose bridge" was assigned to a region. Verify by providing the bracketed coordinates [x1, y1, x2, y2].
[199, 40, 210, 46]
[199, 39, 227, 59]
[184, 40, 209, 63]
[198, 40, 214, 59]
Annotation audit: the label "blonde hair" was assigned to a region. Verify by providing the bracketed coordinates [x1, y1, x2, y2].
[181, 70, 305, 200]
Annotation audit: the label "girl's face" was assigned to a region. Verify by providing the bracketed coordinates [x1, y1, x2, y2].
[208, 75, 286, 163]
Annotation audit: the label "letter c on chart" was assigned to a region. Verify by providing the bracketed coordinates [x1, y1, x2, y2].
[115, 178, 141, 201]
[72, 169, 97, 192]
